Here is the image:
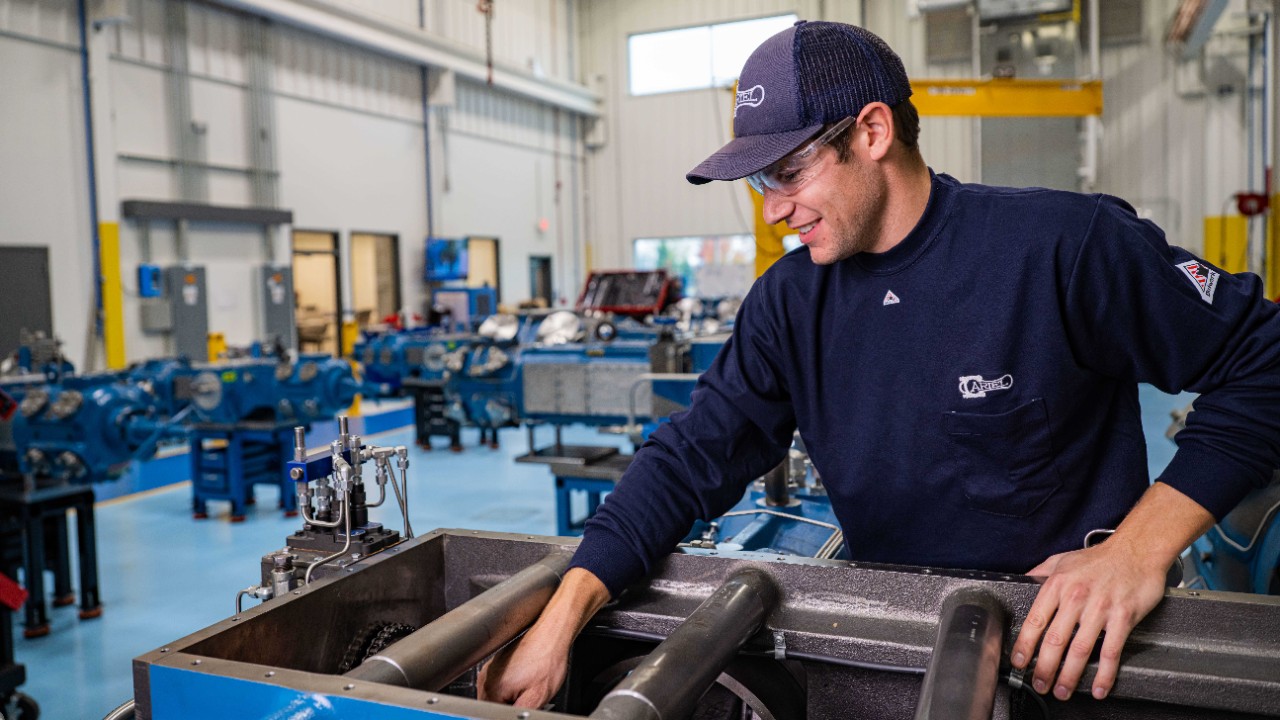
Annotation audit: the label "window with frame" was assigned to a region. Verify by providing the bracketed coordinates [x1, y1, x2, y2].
[632, 235, 754, 297]
[628, 15, 799, 96]
[634, 235, 804, 298]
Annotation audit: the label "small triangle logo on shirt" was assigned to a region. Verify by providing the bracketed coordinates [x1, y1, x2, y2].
[883, 290, 900, 306]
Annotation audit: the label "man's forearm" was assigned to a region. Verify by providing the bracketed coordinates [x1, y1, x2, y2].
[1107, 481, 1214, 572]
[526, 568, 612, 651]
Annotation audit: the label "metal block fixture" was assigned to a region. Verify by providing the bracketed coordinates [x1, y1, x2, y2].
[130, 530, 1280, 719]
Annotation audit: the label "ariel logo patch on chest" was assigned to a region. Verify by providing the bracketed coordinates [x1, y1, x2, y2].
[958, 374, 1013, 399]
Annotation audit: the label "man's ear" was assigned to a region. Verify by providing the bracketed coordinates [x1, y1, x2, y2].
[858, 102, 895, 161]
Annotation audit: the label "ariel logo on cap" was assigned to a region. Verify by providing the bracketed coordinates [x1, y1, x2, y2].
[735, 84, 765, 115]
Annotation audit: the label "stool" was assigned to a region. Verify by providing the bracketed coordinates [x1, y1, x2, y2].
[0, 480, 101, 638]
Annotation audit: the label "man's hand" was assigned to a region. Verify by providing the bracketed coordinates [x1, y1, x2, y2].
[478, 568, 611, 709]
[478, 625, 570, 708]
[1010, 482, 1213, 702]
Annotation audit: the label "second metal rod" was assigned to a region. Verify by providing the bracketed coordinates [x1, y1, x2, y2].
[590, 567, 780, 720]
[912, 586, 1006, 720]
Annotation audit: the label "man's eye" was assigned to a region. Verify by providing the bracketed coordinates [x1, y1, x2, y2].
[777, 169, 801, 183]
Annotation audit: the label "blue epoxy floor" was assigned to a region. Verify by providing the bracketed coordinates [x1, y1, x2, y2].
[15, 386, 1191, 720]
[17, 422, 630, 720]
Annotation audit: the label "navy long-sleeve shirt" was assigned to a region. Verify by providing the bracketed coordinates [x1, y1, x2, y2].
[571, 172, 1280, 597]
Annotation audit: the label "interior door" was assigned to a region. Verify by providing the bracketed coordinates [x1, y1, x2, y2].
[292, 231, 341, 355]
[0, 246, 53, 356]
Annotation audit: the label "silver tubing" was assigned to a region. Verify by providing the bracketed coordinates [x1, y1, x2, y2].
[590, 568, 779, 720]
[304, 486, 352, 585]
[363, 460, 388, 509]
[343, 552, 572, 691]
[716, 509, 840, 531]
[388, 458, 413, 539]
[912, 586, 1006, 720]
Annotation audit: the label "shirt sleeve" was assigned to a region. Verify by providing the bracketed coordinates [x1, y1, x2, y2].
[568, 273, 799, 597]
[1062, 195, 1280, 518]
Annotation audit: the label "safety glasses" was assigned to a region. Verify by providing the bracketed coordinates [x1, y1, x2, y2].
[745, 116, 857, 196]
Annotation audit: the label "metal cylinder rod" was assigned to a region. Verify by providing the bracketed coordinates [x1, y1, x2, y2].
[762, 459, 790, 507]
[344, 551, 572, 691]
[912, 586, 1006, 720]
[293, 425, 306, 462]
[590, 567, 779, 720]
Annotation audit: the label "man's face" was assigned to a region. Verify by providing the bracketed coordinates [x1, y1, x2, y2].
[759, 132, 888, 265]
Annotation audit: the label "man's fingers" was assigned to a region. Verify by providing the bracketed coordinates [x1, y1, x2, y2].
[1051, 607, 1107, 700]
[514, 687, 549, 710]
[1030, 585, 1085, 695]
[1011, 587, 1060, 670]
[1090, 616, 1131, 700]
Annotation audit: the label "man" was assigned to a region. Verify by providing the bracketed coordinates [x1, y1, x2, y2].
[481, 20, 1280, 706]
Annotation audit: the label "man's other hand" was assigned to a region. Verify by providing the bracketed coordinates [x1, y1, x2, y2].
[1010, 540, 1166, 701]
[477, 567, 612, 709]
[1009, 482, 1213, 702]
[477, 628, 568, 708]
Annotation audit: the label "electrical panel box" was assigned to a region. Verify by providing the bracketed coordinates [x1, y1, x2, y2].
[139, 300, 173, 333]
[260, 265, 296, 349]
[138, 264, 164, 298]
[164, 266, 209, 360]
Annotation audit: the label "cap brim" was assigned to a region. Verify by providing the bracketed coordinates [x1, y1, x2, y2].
[686, 124, 824, 185]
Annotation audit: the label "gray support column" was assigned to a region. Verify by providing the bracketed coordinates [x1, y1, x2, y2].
[165, 2, 205, 203]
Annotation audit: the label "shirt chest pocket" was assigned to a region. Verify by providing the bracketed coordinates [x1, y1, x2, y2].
[941, 398, 1062, 517]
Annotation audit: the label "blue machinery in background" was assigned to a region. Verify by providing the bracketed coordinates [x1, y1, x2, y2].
[1168, 405, 1280, 595]
[0, 352, 381, 643]
[352, 275, 737, 459]
[131, 354, 385, 521]
[1185, 473, 1280, 595]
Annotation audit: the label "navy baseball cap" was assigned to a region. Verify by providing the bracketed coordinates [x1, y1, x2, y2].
[687, 20, 913, 185]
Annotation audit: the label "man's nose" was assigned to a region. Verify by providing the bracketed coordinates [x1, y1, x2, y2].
[761, 187, 793, 226]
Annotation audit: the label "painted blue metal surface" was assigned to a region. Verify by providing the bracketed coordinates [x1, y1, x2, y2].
[10, 371, 181, 482]
[1187, 493, 1280, 594]
[148, 665, 459, 720]
[686, 484, 843, 558]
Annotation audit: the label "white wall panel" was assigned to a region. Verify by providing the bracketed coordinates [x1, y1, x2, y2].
[434, 133, 570, 303]
[116, 161, 175, 200]
[0, 0, 78, 47]
[276, 95, 427, 319]
[272, 25, 422, 122]
[111, 62, 172, 159]
[342, 0, 421, 29]
[190, 77, 251, 168]
[187, 2, 247, 84]
[431, 72, 584, 303]
[110, 0, 166, 63]
[0, 34, 94, 365]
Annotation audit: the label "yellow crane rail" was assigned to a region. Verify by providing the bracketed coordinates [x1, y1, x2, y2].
[911, 78, 1102, 117]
